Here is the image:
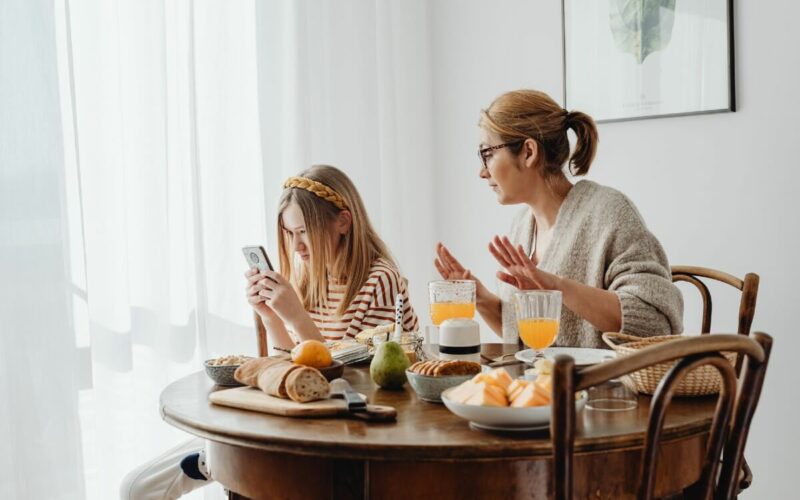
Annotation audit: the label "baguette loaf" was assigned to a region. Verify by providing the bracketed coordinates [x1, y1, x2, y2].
[234, 356, 330, 402]
[257, 362, 302, 398]
[234, 357, 287, 386]
[235, 357, 300, 398]
[285, 366, 330, 403]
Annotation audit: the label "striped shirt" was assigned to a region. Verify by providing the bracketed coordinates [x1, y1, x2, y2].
[307, 259, 419, 341]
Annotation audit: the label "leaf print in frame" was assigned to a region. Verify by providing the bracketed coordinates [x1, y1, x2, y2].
[608, 0, 677, 64]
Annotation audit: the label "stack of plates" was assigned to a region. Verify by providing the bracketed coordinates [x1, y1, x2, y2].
[326, 340, 371, 365]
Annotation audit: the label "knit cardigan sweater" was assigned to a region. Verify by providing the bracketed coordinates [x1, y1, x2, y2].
[498, 180, 684, 348]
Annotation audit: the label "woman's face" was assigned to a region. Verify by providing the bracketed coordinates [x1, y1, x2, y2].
[478, 129, 538, 205]
[281, 203, 311, 262]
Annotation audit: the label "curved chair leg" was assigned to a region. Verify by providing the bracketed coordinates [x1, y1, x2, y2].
[738, 457, 753, 492]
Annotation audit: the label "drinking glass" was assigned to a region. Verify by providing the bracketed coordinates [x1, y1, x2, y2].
[585, 379, 638, 411]
[513, 290, 562, 352]
[428, 280, 476, 325]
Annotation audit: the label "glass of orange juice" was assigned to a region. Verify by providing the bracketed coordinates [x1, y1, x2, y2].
[513, 290, 562, 352]
[429, 280, 476, 325]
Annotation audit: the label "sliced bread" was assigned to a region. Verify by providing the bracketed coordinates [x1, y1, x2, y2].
[285, 366, 330, 403]
[256, 362, 302, 398]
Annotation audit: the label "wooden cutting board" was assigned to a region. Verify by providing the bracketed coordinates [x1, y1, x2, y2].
[209, 386, 396, 421]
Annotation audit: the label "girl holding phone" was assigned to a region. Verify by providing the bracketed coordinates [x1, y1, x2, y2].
[246, 164, 419, 348]
[121, 165, 418, 499]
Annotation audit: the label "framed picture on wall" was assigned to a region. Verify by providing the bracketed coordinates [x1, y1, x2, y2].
[562, 0, 735, 123]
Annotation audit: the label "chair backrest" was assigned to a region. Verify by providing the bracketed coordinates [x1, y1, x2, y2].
[550, 332, 773, 500]
[255, 311, 268, 357]
[671, 265, 759, 336]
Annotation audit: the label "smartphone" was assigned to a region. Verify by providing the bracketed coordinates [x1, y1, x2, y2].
[242, 245, 274, 272]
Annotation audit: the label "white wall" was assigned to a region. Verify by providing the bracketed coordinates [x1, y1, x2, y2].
[431, 0, 800, 497]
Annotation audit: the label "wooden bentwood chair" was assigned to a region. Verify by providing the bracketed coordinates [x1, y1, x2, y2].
[672, 265, 760, 491]
[550, 332, 773, 500]
[670, 266, 760, 338]
[255, 311, 269, 357]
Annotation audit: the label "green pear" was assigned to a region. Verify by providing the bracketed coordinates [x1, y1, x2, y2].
[370, 341, 410, 389]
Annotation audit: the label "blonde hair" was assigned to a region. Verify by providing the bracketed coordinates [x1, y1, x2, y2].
[479, 89, 598, 177]
[277, 165, 395, 316]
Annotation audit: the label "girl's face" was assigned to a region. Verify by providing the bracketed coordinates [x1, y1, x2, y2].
[281, 203, 311, 262]
[281, 202, 351, 264]
[478, 129, 539, 205]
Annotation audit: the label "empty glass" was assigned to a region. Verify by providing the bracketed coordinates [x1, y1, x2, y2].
[585, 378, 638, 411]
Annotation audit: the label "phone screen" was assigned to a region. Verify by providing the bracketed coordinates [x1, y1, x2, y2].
[242, 245, 274, 272]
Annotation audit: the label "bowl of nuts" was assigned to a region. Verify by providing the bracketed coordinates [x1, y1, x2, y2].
[204, 355, 254, 386]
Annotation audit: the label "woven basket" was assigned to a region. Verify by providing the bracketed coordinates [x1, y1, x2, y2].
[602, 332, 736, 396]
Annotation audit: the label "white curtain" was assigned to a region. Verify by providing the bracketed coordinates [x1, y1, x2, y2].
[1, 0, 85, 498]
[2, 0, 436, 498]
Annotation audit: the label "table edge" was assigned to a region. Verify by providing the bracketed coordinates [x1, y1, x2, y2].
[161, 405, 712, 461]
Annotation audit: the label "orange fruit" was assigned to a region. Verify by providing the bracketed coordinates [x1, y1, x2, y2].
[291, 340, 333, 368]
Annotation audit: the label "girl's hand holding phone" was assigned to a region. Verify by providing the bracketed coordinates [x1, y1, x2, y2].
[249, 269, 307, 328]
[245, 268, 279, 320]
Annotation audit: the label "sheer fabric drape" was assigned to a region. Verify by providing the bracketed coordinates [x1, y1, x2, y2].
[2, 0, 435, 498]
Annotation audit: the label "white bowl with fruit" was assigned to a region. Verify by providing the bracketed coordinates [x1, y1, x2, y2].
[441, 361, 585, 431]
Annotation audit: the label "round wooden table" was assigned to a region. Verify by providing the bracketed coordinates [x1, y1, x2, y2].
[161, 344, 716, 499]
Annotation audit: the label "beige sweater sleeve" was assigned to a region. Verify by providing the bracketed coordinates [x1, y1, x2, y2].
[498, 181, 683, 347]
[603, 198, 684, 337]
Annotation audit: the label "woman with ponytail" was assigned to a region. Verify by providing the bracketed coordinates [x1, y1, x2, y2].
[435, 89, 683, 348]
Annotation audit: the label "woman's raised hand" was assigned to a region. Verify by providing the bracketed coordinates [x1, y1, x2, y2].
[488, 236, 559, 291]
[434, 243, 491, 302]
[434, 242, 471, 280]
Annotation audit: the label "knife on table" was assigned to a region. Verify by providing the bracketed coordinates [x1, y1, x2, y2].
[329, 378, 397, 422]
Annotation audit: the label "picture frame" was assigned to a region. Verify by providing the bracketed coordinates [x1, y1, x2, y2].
[562, 0, 736, 123]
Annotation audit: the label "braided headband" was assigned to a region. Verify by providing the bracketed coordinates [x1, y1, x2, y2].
[283, 176, 348, 210]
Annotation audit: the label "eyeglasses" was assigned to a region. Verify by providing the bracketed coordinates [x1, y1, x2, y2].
[478, 140, 525, 169]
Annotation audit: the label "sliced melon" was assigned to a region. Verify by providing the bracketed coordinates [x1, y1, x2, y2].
[472, 368, 513, 391]
[464, 382, 508, 407]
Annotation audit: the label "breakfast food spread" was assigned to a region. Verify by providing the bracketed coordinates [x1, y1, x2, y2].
[206, 355, 253, 366]
[408, 360, 482, 377]
[235, 357, 330, 403]
[448, 366, 553, 408]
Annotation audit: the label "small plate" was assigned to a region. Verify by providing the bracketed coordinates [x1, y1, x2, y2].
[317, 360, 345, 381]
[514, 347, 615, 367]
[469, 421, 549, 433]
